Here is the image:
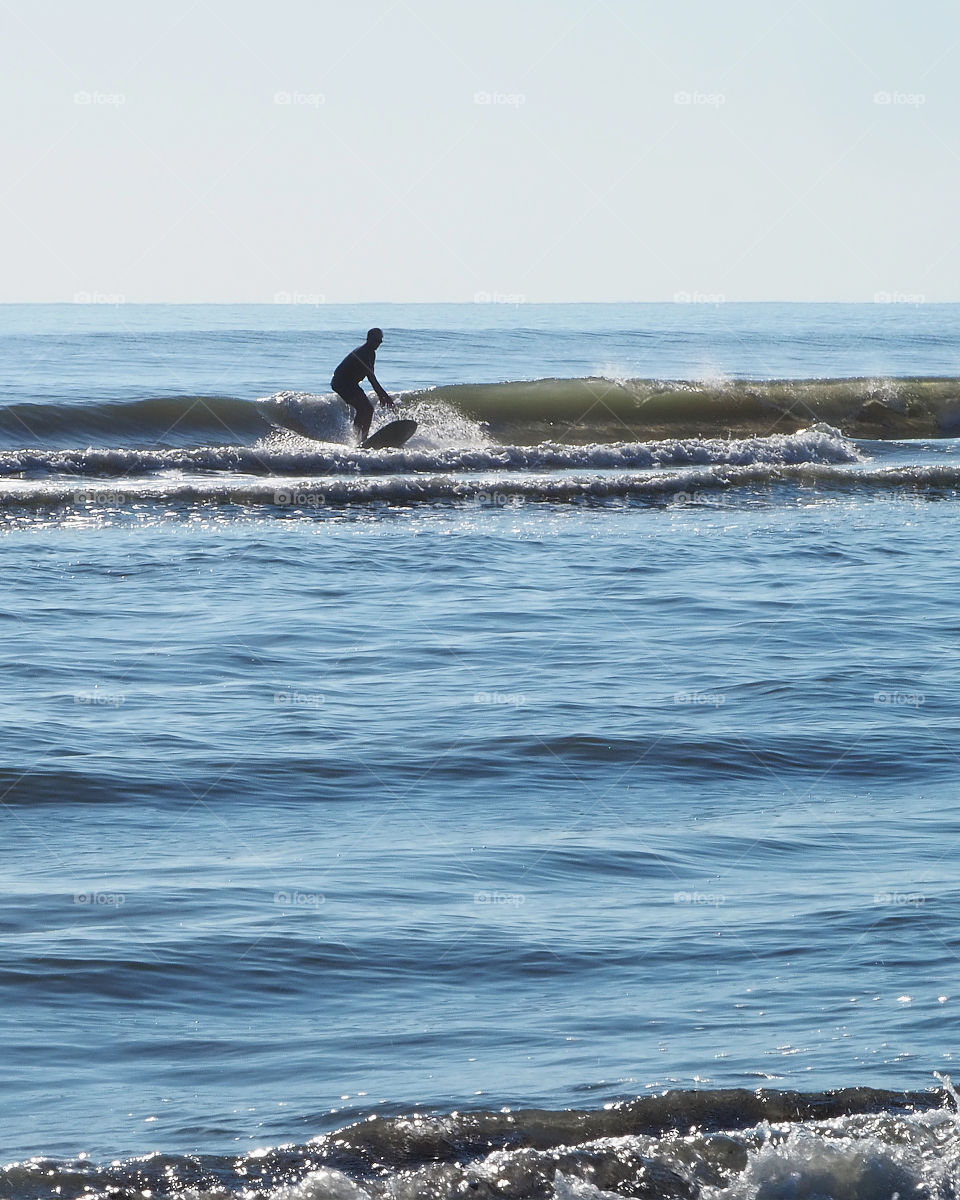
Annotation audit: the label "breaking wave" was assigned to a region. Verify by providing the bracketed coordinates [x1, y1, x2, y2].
[2, 377, 960, 457]
[3, 1084, 957, 1200]
[0, 425, 858, 482]
[416, 376, 960, 441]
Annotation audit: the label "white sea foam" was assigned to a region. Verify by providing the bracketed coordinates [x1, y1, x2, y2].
[701, 1110, 960, 1200]
[0, 426, 860, 483]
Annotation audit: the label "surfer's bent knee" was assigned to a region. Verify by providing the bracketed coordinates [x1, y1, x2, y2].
[333, 384, 373, 429]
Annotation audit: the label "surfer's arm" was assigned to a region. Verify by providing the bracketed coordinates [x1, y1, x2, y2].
[367, 372, 395, 406]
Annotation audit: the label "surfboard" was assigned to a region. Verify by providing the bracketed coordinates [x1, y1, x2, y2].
[361, 419, 417, 450]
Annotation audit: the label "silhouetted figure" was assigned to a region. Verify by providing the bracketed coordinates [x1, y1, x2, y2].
[331, 327, 395, 441]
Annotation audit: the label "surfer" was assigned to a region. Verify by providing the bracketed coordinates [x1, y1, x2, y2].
[331, 327, 395, 441]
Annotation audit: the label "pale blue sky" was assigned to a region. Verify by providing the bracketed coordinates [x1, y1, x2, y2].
[1, 0, 956, 301]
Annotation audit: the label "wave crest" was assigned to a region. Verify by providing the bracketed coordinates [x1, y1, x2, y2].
[5, 1086, 951, 1200]
[412, 376, 960, 441]
[0, 427, 858, 481]
[1, 376, 958, 456]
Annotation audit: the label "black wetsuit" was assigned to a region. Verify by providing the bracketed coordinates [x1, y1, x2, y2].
[331, 342, 377, 430]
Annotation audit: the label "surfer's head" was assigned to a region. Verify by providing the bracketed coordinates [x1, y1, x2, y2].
[367, 327, 384, 347]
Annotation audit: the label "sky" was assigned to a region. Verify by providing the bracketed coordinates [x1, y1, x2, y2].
[0, 0, 957, 303]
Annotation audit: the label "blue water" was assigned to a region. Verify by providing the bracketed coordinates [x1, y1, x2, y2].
[3, 301, 959, 403]
[2, 304, 959, 1197]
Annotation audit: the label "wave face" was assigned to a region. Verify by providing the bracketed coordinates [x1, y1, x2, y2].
[3, 1086, 956, 1200]
[0, 385, 867, 501]
[415, 376, 960, 442]
[0, 394, 273, 449]
[1, 378, 959, 459]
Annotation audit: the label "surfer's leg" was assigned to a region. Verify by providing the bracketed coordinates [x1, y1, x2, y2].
[335, 385, 374, 441]
[352, 394, 374, 440]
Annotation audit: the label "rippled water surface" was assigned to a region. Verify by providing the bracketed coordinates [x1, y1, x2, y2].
[1, 306, 959, 1200]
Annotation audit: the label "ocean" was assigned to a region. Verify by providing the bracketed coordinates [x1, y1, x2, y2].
[2, 302, 960, 1199]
